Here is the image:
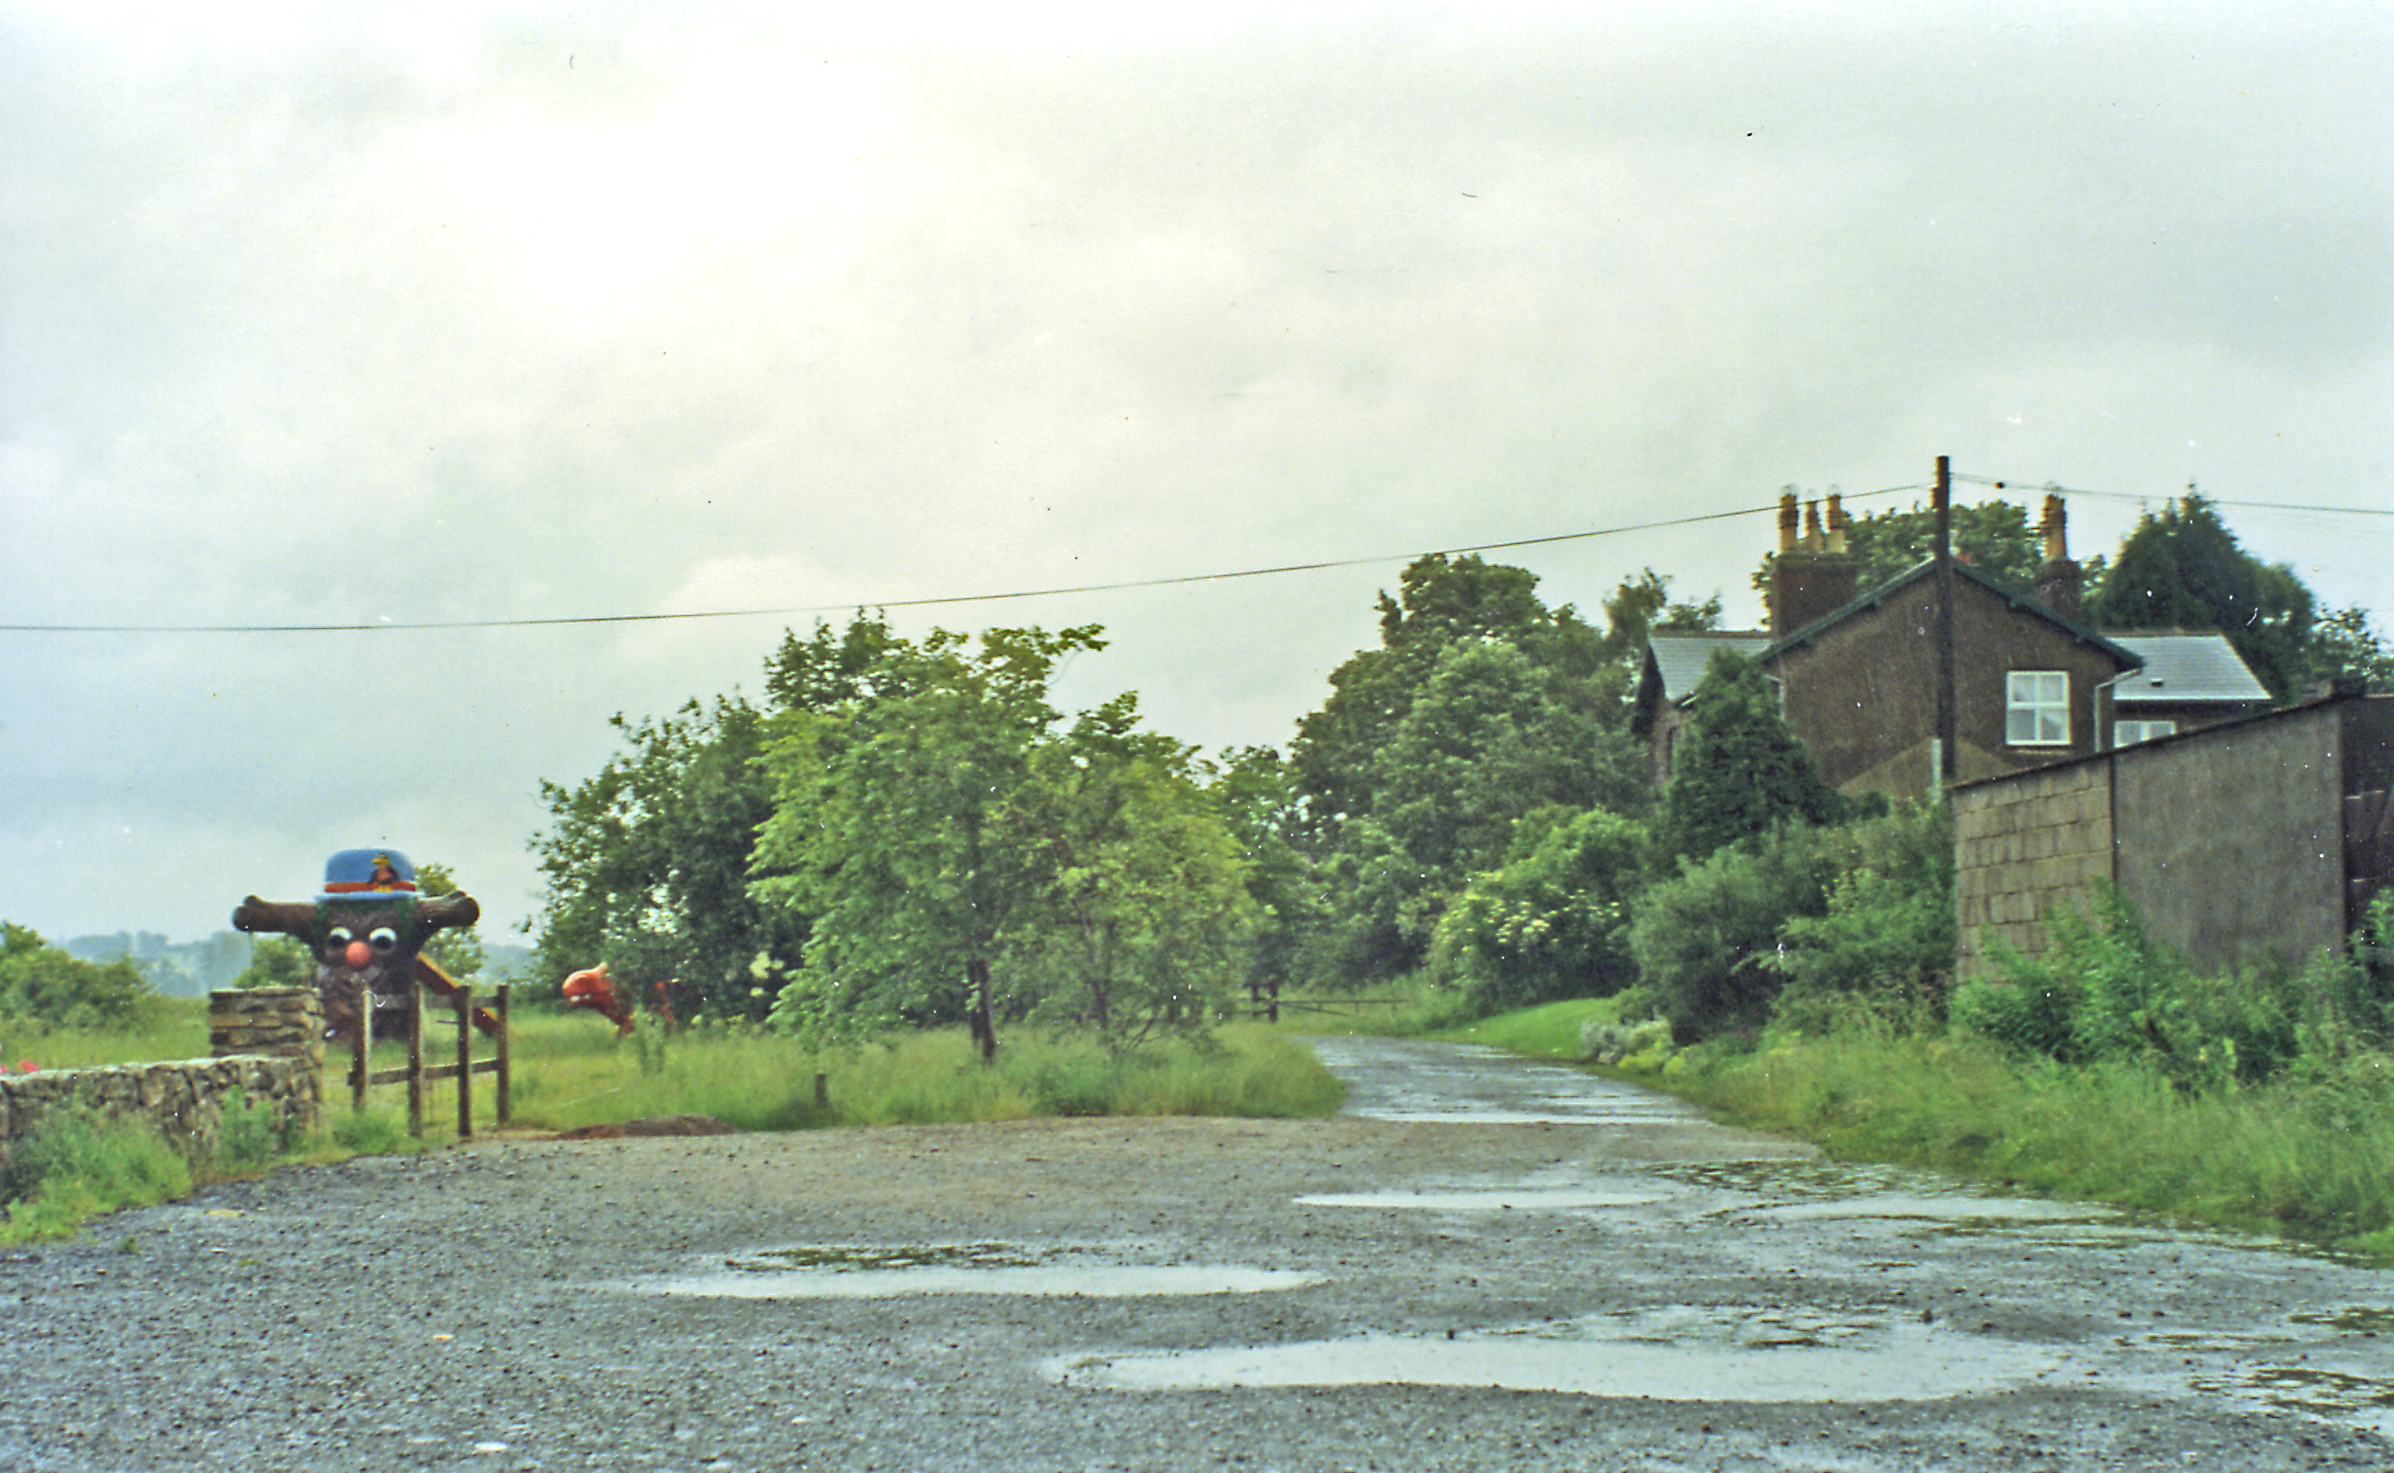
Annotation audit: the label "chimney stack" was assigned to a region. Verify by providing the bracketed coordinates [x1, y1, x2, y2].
[2034, 492, 2084, 622]
[1767, 489, 1862, 639]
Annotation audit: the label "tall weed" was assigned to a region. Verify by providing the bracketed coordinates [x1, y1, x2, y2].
[1957, 885, 2394, 1092]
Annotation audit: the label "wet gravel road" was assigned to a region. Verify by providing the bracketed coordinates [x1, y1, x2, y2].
[5, 1036, 2394, 1471]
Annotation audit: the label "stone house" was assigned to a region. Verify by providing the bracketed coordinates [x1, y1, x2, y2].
[1632, 493, 2271, 800]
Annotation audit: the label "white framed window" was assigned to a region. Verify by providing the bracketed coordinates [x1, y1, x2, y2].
[2006, 670, 2070, 746]
[2113, 718, 2177, 748]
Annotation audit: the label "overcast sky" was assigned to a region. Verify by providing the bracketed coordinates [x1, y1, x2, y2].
[3, 1, 2388, 949]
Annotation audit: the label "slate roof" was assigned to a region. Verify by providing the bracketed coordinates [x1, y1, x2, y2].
[2104, 632, 2272, 706]
[1644, 632, 1776, 703]
[1765, 558, 2145, 668]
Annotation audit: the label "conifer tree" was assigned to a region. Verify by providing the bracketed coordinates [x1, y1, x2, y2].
[1659, 648, 1847, 862]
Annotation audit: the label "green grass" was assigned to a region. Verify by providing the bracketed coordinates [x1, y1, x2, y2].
[1, 1008, 1344, 1244]
[1419, 995, 2394, 1260]
[502, 1015, 1343, 1131]
[1634, 1021, 2394, 1259]
[0, 1106, 194, 1245]
[0, 996, 209, 1070]
[1430, 995, 1625, 1058]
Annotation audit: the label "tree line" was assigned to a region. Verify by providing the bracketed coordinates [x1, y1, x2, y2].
[523, 490, 2391, 1052]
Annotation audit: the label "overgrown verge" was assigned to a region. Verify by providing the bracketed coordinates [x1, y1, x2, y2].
[1562, 886, 2394, 1259]
[0, 1093, 307, 1246]
[1661, 1027, 2394, 1257]
[2, 1013, 1343, 1244]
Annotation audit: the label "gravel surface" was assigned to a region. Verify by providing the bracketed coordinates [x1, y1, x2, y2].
[3, 1038, 2392, 1471]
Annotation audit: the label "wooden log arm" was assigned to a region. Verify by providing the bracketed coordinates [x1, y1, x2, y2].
[419, 892, 480, 931]
[232, 897, 317, 937]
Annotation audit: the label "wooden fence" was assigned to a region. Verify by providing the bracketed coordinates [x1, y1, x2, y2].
[1244, 981, 1402, 1024]
[348, 981, 511, 1137]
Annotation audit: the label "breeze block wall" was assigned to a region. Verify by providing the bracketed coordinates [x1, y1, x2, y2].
[0, 989, 325, 1179]
[1953, 755, 2116, 982]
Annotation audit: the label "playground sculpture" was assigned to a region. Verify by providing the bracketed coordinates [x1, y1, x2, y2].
[561, 962, 638, 1035]
[232, 848, 502, 1040]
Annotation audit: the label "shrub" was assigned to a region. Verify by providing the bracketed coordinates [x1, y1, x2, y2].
[1958, 887, 2195, 1067]
[1582, 1015, 1672, 1066]
[1627, 821, 1836, 1040]
[1763, 802, 1955, 1033]
[0, 924, 156, 1030]
[211, 1096, 284, 1172]
[1430, 806, 1649, 1013]
[1953, 885, 2394, 1092]
[229, 935, 313, 991]
[1, 1106, 191, 1243]
[1657, 649, 1849, 863]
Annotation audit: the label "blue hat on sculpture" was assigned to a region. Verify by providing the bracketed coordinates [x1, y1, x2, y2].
[317, 848, 419, 903]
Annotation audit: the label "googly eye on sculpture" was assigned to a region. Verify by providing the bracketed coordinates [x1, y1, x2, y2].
[232, 848, 502, 1041]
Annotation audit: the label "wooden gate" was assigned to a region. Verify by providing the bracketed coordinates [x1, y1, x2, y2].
[348, 981, 511, 1137]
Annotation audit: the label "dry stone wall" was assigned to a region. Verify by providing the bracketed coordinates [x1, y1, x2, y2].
[0, 988, 324, 1179]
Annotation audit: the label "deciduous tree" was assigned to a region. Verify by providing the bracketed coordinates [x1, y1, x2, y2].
[0, 924, 154, 1029]
[754, 626, 1106, 1060]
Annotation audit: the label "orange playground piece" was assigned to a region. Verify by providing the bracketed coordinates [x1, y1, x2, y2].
[562, 962, 637, 1035]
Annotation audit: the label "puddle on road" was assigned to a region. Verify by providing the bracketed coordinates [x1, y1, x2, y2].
[1296, 1187, 1665, 1212]
[629, 1243, 1323, 1300]
[1308, 1037, 1709, 1127]
[1051, 1305, 2058, 1401]
[1743, 1193, 2116, 1227]
[2198, 1363, 2394, 1425]
[1653, 1158, 1975, 1201]
[1649, 1159, 2147, 1241]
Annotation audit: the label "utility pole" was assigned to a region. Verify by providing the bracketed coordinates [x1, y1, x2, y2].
[1934, 454, 1956, 788]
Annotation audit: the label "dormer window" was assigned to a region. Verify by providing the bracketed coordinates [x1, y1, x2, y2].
[2006, 671, 2070, 746]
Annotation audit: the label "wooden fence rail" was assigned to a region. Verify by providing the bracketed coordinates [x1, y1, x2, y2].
[347, 981, 510, 1137]
[1244, 981, 1403, 1024]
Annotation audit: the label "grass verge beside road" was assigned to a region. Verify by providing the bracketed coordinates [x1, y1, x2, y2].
[1661, 1027, 2394, 1259]
[1, 1010, 1342, 1243]
[1419, 993, 2394, 1263]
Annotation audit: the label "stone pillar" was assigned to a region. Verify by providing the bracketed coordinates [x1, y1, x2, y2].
[209, 988, 326, 1135]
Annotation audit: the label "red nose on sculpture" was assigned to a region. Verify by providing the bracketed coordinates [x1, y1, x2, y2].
[344, 940, 373, 969]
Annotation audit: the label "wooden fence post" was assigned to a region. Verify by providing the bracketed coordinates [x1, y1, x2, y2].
[406, 979, 426, 1138]
[495, 984, 512, 1129]
[456, 984, 473, 1139]
[351, 1002, 370, 1113]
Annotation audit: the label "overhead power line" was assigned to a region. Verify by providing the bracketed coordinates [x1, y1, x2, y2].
[6, 475, 2382, 637]
[3, 486, 1928, 635]
[1949, 472, 2394, 520]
